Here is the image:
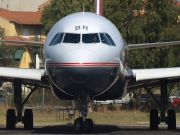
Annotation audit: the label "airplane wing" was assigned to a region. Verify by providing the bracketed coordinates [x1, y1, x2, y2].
[126, 41, 180, 50]
[0, 67, 49, 88]
[126, 67, 180, 90]
[0, 67, 45, 81]
[132, 67, 180, 82]
[0, 40, 48, 88]
[126, 41, 180, 89]
[0, 40, 179, 89]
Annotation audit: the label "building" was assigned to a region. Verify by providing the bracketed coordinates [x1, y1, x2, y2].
[0, 0, 49, 69]
[38, 0, 51, 12]
[3, 36, 41, 68]
[0, 0, 48, 12]
[0, 9, 45, 68]
[0, 0, 50, 68]
[0, 10, 46, 41]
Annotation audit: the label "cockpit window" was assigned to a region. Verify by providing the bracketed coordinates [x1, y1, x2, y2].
[63, 33, 80, 43]
[105, 33, 116, 46]
[82, 33, 100, 43]
[49, 33, 64, 46]
[100, 33, 116, 46]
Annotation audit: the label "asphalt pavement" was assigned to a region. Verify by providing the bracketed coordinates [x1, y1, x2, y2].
[0, 124, 179, 134]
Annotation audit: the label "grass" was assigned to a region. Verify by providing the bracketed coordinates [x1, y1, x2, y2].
[0, 103, 180, 126]
[31, 109, 180, 126]
[88, 110, 149, 125]
[0, 103, 8, 125]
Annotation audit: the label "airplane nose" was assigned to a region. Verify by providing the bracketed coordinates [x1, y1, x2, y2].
[62, 49, 100, 83]
[62, 49, 100, 63]
[69, 67, 91, 83]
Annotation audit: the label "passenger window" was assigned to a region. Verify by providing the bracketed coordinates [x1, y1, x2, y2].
[49, 33, 64, 46]
[82, 33, 100, 43]
[63, 33, 80, 43]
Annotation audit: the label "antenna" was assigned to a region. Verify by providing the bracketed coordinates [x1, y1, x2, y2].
[83, 3, 85, 13]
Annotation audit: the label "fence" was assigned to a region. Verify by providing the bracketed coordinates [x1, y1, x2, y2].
[55, 109, 80, 121]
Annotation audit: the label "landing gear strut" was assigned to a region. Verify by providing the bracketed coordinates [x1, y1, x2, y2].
[144, 79, 176, 130]
[73, 95, 94, 133]
[6, 79, 38, 129]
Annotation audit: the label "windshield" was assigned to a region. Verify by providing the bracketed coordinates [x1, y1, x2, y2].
[82, 33, 100, 43]
[63, 33, 80, 43]
[100, 33, 116, 46]
[49, 33, 64, 46]
[49, 32, 116, 45]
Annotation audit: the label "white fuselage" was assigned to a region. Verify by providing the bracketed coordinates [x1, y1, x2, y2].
[44, 12, 127, 100]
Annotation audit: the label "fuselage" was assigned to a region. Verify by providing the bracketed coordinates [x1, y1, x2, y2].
[44, 12, 127, 100]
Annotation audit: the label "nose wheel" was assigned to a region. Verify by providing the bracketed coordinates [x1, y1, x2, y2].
[84, 118, 94, 133]
[74, 118, 84, 133]
[74, 117, 94, 133]
[73, 95, 94, 133]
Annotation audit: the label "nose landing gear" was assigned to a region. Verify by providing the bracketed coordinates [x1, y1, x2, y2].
[84, 119, 94, 133]
[73, 96, 94, 133]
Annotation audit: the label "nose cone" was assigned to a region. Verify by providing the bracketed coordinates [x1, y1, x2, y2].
[61, 49, 99, 83]
[62, 49, 100, 63]
[69, 67, 91, 83]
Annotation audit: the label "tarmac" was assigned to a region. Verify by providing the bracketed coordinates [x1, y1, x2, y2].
[0, 124, 179, 134]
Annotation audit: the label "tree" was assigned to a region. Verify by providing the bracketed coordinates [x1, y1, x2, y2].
[130, 0, 180, 68]
[41, 0, 180, 68]
[0, 27, 4, 39]
[103, 0, 145, 44]
[41, 0, 94, 35]
[106, 0, 180, 69]
[0, 27, 15, 67]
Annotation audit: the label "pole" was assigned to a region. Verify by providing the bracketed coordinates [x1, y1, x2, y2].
[42, 88, 45, 110]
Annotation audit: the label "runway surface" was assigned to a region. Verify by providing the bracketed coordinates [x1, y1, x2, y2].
[0, 124, 180, 134]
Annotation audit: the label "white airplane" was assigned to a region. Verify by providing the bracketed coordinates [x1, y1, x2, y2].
[1, 0, 180, 133]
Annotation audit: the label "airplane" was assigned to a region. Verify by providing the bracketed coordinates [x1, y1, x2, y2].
[0, 0, 180, 133]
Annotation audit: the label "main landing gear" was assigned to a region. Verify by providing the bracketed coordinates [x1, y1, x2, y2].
[6, 79, 38, 130]
[144, 79, 176, 130]
[73, 95, 94, 133]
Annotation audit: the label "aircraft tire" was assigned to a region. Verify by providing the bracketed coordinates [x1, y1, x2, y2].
[23, 109, 33, 129]
[74, 117, 84, 133]
[150, 109, 159, 130]
[84, 118, 94, 133]
[6, 109, 16, 129]
[167, 109, 176, 130]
